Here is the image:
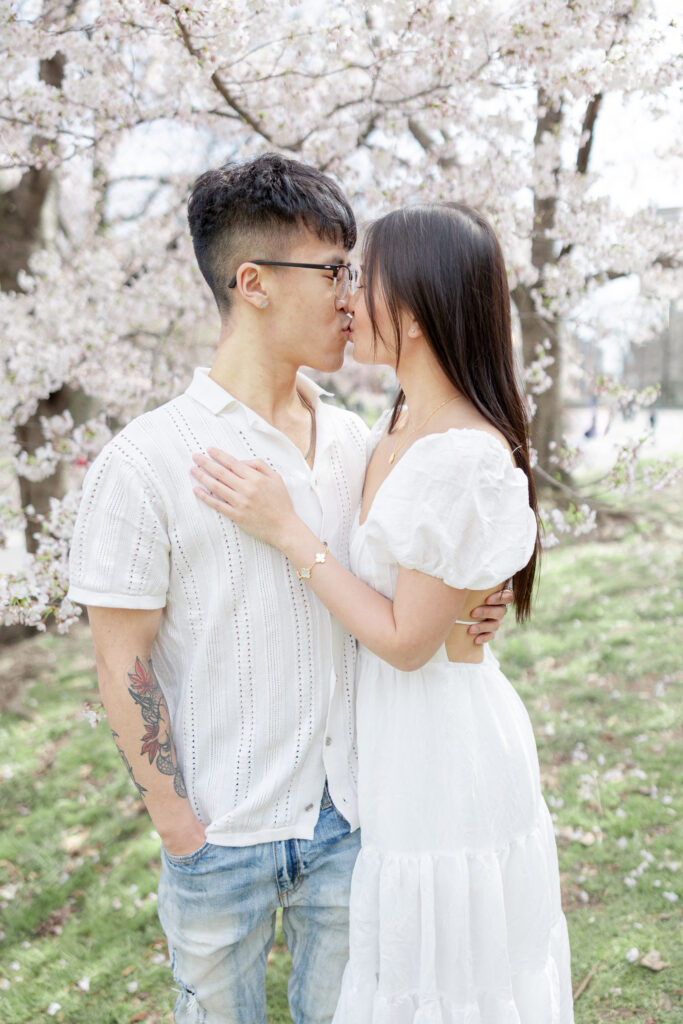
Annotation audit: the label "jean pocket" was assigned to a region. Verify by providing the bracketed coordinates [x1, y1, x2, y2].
[163, 841, 211, 867]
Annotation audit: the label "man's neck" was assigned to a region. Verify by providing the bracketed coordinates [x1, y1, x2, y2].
[209, 327, 303, 426]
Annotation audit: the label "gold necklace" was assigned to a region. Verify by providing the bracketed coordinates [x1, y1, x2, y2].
[297, 391, 316, 462]
[388, 396, 461, 465]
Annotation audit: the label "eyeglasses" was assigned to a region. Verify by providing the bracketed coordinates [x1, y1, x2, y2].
[227, 261, 359, 299]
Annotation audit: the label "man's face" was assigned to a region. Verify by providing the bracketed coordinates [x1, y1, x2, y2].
[258, 231, 354, 374]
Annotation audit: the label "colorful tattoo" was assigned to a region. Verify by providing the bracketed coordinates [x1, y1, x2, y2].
[111, 729, 148, 798]
[127, 657, 187, 799]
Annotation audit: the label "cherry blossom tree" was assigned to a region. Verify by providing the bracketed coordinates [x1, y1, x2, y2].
[1, 0, 681, 631]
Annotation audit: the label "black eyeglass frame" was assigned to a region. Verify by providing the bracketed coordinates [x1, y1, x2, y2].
[227, 260, 358, 296]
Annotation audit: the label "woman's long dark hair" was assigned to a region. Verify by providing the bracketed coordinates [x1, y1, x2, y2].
[363, 203, 540, 621]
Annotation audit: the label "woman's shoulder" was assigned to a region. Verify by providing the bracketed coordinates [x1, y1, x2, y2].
[383, 428, 531, 526]
[400, 425, 517, 476]
[364, 424, 536, 585]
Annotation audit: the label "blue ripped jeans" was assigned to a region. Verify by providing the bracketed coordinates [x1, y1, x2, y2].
[157, 784, 361, 1024]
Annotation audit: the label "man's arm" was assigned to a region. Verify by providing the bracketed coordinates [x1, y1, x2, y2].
[88, 606, 206, 857]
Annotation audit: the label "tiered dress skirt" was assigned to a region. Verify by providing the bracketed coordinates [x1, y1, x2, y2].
[333, 648, 574, 1024]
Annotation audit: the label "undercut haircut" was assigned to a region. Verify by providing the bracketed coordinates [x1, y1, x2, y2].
[187, 153, 357, 315]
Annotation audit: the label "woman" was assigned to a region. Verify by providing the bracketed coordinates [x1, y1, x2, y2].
[192, 203, 574, 1022]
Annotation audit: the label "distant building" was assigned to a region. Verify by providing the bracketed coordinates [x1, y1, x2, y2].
[661, 299, 683, 405]
[622, 299, 682, 405]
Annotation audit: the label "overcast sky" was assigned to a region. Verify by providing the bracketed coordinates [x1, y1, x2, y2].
[591, 88, 682, 214]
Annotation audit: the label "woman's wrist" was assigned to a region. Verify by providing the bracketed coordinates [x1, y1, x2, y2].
[281, 520, 325, 568]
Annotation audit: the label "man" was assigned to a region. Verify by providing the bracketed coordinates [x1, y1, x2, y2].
[68, 153, 511, 1024]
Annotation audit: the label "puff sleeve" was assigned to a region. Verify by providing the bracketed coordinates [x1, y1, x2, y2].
[362, 430, 537, 591]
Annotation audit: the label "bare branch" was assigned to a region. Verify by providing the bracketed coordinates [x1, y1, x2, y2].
[576, 92, 603, 175]
[407, 118, 459, 169]
[106, 183, 172, 225]
[407, 118, 434, 152]
[158, 0, 275, 144]
[533, 463, 617, 510]
[222, 61, 375, 87]
[654, 253, 681, 270]
[105, 174, 175, 186]
[356, 115, 378, 150]
[203, 108, 242, 123]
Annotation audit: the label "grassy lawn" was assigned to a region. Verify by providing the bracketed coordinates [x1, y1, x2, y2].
[1, 483, 681, 1023]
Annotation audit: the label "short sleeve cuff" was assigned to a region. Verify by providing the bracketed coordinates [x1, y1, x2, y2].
[67, 586, 166, 610]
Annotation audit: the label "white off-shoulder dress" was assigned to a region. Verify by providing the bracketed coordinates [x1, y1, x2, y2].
[333, 422, 574, 1024]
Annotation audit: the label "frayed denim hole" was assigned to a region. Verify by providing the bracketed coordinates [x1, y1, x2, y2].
[170, 949, 205, 1022]
[175, 981, 204, 1022]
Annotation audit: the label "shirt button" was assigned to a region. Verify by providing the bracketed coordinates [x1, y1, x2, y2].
[325, 736, 332, 746]
[305, 803, 314, 811]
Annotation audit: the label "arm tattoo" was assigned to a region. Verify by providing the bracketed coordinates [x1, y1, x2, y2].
[126, 657, 187, 799]
[111, 729, 148, 798]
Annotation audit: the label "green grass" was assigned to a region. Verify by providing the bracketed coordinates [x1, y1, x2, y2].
[1, 484, 682, 1023]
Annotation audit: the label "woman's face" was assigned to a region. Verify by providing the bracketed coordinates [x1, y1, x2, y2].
[347, 272, 399, 367]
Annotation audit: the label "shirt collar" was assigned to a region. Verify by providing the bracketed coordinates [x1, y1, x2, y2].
[185, 367, 333, 417]
[296, 371, 333, 409]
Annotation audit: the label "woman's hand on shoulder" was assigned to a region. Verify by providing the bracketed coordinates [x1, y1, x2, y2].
[191, 448, 299, 550]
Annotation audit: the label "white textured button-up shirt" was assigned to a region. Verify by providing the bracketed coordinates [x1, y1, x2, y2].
[68, 369, 368, 846]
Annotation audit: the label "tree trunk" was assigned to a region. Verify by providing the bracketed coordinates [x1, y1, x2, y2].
[513, 283, 562, 471]
[0, 53, 70, 556]
[515, 90, 564, 476]
[1, 43, 82, 643]
[1, 9, 85, 643]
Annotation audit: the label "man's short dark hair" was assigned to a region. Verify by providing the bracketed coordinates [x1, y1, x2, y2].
[187, 153, 357, 315]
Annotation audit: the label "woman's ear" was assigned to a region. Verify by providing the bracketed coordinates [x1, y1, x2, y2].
[406, 317, 422, 339]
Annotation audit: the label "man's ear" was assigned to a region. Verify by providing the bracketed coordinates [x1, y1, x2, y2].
[233, 263, 269, 310]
